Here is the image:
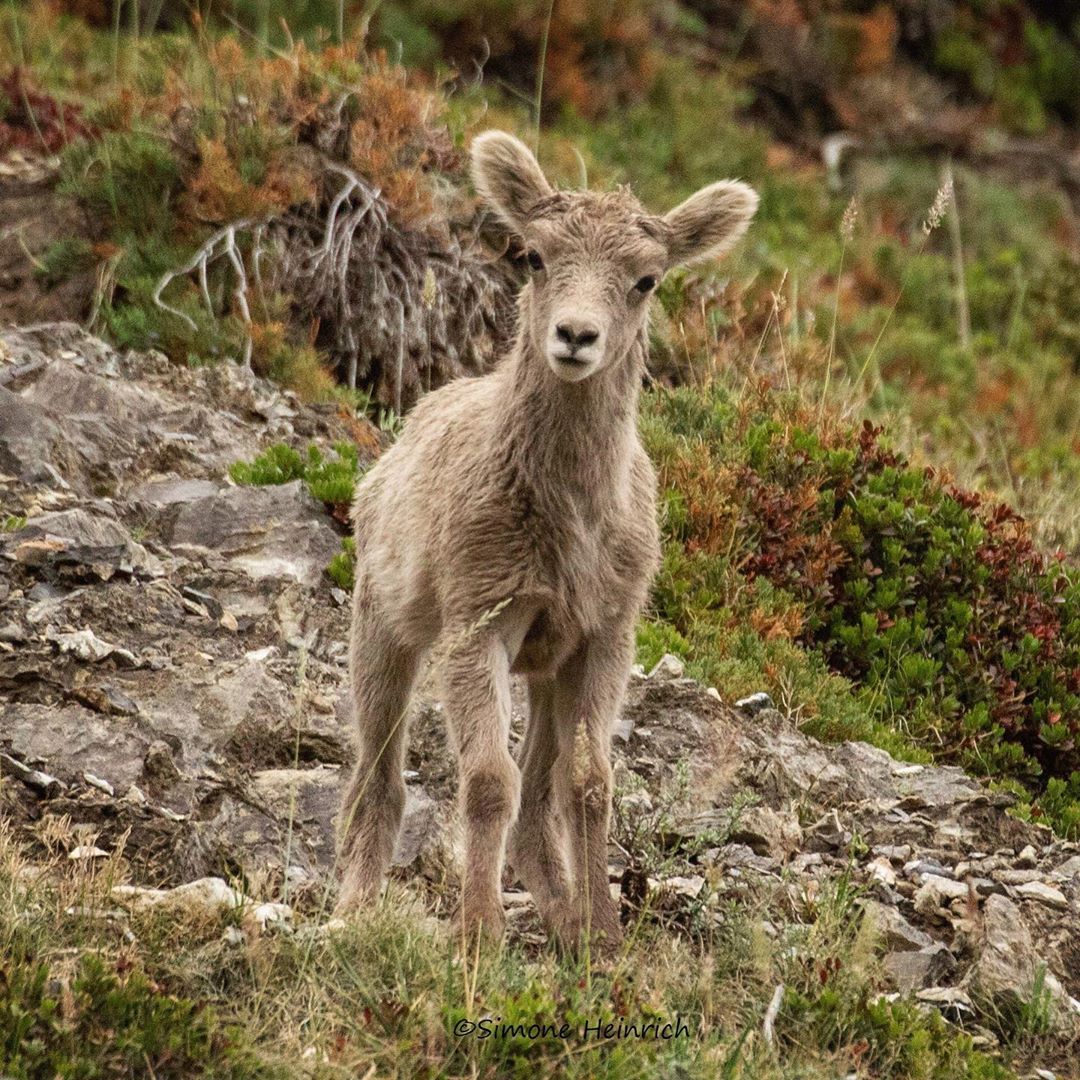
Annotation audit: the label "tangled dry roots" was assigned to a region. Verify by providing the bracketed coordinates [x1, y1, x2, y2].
[270, 161, 517, 411]
[154, 154, 519, 412]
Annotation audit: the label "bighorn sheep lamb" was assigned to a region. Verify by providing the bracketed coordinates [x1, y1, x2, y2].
[336, 130, 758, 948]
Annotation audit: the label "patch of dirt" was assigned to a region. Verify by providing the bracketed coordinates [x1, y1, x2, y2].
[0, 154, 95, 326]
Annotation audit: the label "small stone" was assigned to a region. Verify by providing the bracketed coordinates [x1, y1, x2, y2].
[69, 684, 139, 717]
[862, 900, 935, 952]
[1014, 881, 1068, 909]
[891, 763, 924, 776]
[971, 877, 1004, 898]
[83, 772, 115, 796]
[904, 858, 951, 879]
[872, 844, 912, 864]
[705, 687, 721, 701]
[50, 627, 136, 665]
[728, 805, 803, 859]
[181, 586, 224, 619]
[662, 875, 706, 899]
[249, 901, 292, 931]
[219, 610, 239, 632]
[915, 986, 975, 1020]
[69, 845, 109, 860]
[970, 895, 1047, 1016]
[648, 653, 684, 680]
[914, 875, 970, 916]
[993, 868, 1043, 886]
[182, 597, 210, 618]
[0, 753, 66, 796]
[1015, 844, 1038, 868]
[866, 856, 897, 888]
[1049, 855, 1080, 882]
[734, 691, 774, 715]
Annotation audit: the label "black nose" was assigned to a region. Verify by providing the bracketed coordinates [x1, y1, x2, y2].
[555, 322, 600, 348]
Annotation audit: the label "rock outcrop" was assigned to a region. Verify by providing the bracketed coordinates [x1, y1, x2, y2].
[2, 325, 1078, 1043]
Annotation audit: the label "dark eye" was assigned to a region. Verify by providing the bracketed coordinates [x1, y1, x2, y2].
[634, 275, 657, 294]
[526, 250, 545, 273]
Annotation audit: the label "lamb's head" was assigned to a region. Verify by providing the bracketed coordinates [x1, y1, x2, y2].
[471, 130, 759, 383]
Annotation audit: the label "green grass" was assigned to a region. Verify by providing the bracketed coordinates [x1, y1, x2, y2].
[0, 818, 1027, 1080]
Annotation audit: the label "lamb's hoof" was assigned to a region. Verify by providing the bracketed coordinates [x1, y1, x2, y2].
[549, 905, 622, 959]
[459, 905, 506, 949]
[333, 872, 379, 918]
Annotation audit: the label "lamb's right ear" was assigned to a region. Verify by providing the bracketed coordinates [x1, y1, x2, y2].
[471, 131, 553, 233]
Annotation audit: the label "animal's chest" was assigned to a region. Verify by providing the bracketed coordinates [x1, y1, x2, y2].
[514, 494, 634, 630]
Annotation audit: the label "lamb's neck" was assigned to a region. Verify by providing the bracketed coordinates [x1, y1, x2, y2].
[496, 337, 644, 497]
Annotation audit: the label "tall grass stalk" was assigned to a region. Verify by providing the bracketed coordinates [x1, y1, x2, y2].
[850, 177, 953, 392]
[943, 160, 972, 352]
[821, 197, 857, 420]
[532, 0, 557, 150]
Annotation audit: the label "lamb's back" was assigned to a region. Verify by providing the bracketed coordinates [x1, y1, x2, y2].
[352, 370, 502, 544]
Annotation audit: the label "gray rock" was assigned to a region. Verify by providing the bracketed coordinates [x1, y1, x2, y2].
[916, 986, 976, 1021]
[728, 804, 802, 859]
[994, 868, 1044, 886]
[1015, 881, 1069, 909]
[884, 943, 955, 991]
[1050, 855, 1080, 882]
[862, 899, 936, 952]
[162, 482, 340, 587]
[914, 874, 971, 915]
[5, 508, 163, 579]
[647, 653, 685, 680]
[969, 895, 1044, 1014]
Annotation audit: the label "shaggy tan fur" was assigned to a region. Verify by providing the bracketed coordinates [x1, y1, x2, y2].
[336, 131, 757, 948]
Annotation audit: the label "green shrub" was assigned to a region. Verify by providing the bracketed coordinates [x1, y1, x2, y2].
[34, 237, 95, 286]
[229, 441, 362, 514]
[228, 443, 306, 487]
[643, 381, 1080, 836]
[327, 536, 356, 591]
[60, 130, 182, 241]
[0, 954, 278, 1079]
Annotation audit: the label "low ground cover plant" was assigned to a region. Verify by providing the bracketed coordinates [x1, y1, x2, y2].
[642, 380, 1080, 836]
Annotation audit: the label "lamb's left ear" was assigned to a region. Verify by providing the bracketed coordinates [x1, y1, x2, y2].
[663, 180, 759, 267]
[471, 131, 554, 234]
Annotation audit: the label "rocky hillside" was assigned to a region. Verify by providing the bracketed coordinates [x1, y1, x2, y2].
[2, 325, 1079, 1074]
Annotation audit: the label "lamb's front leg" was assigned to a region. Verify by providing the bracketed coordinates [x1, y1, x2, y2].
[444, 632, 520, 943]
[553, 626, 634, 952]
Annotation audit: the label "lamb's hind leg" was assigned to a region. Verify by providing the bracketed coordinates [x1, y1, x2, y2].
[444, 631, 520, 942]
[510, 676, 575, 936]
[552, 628, 635, 952]
[336, 582, 420, 914]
